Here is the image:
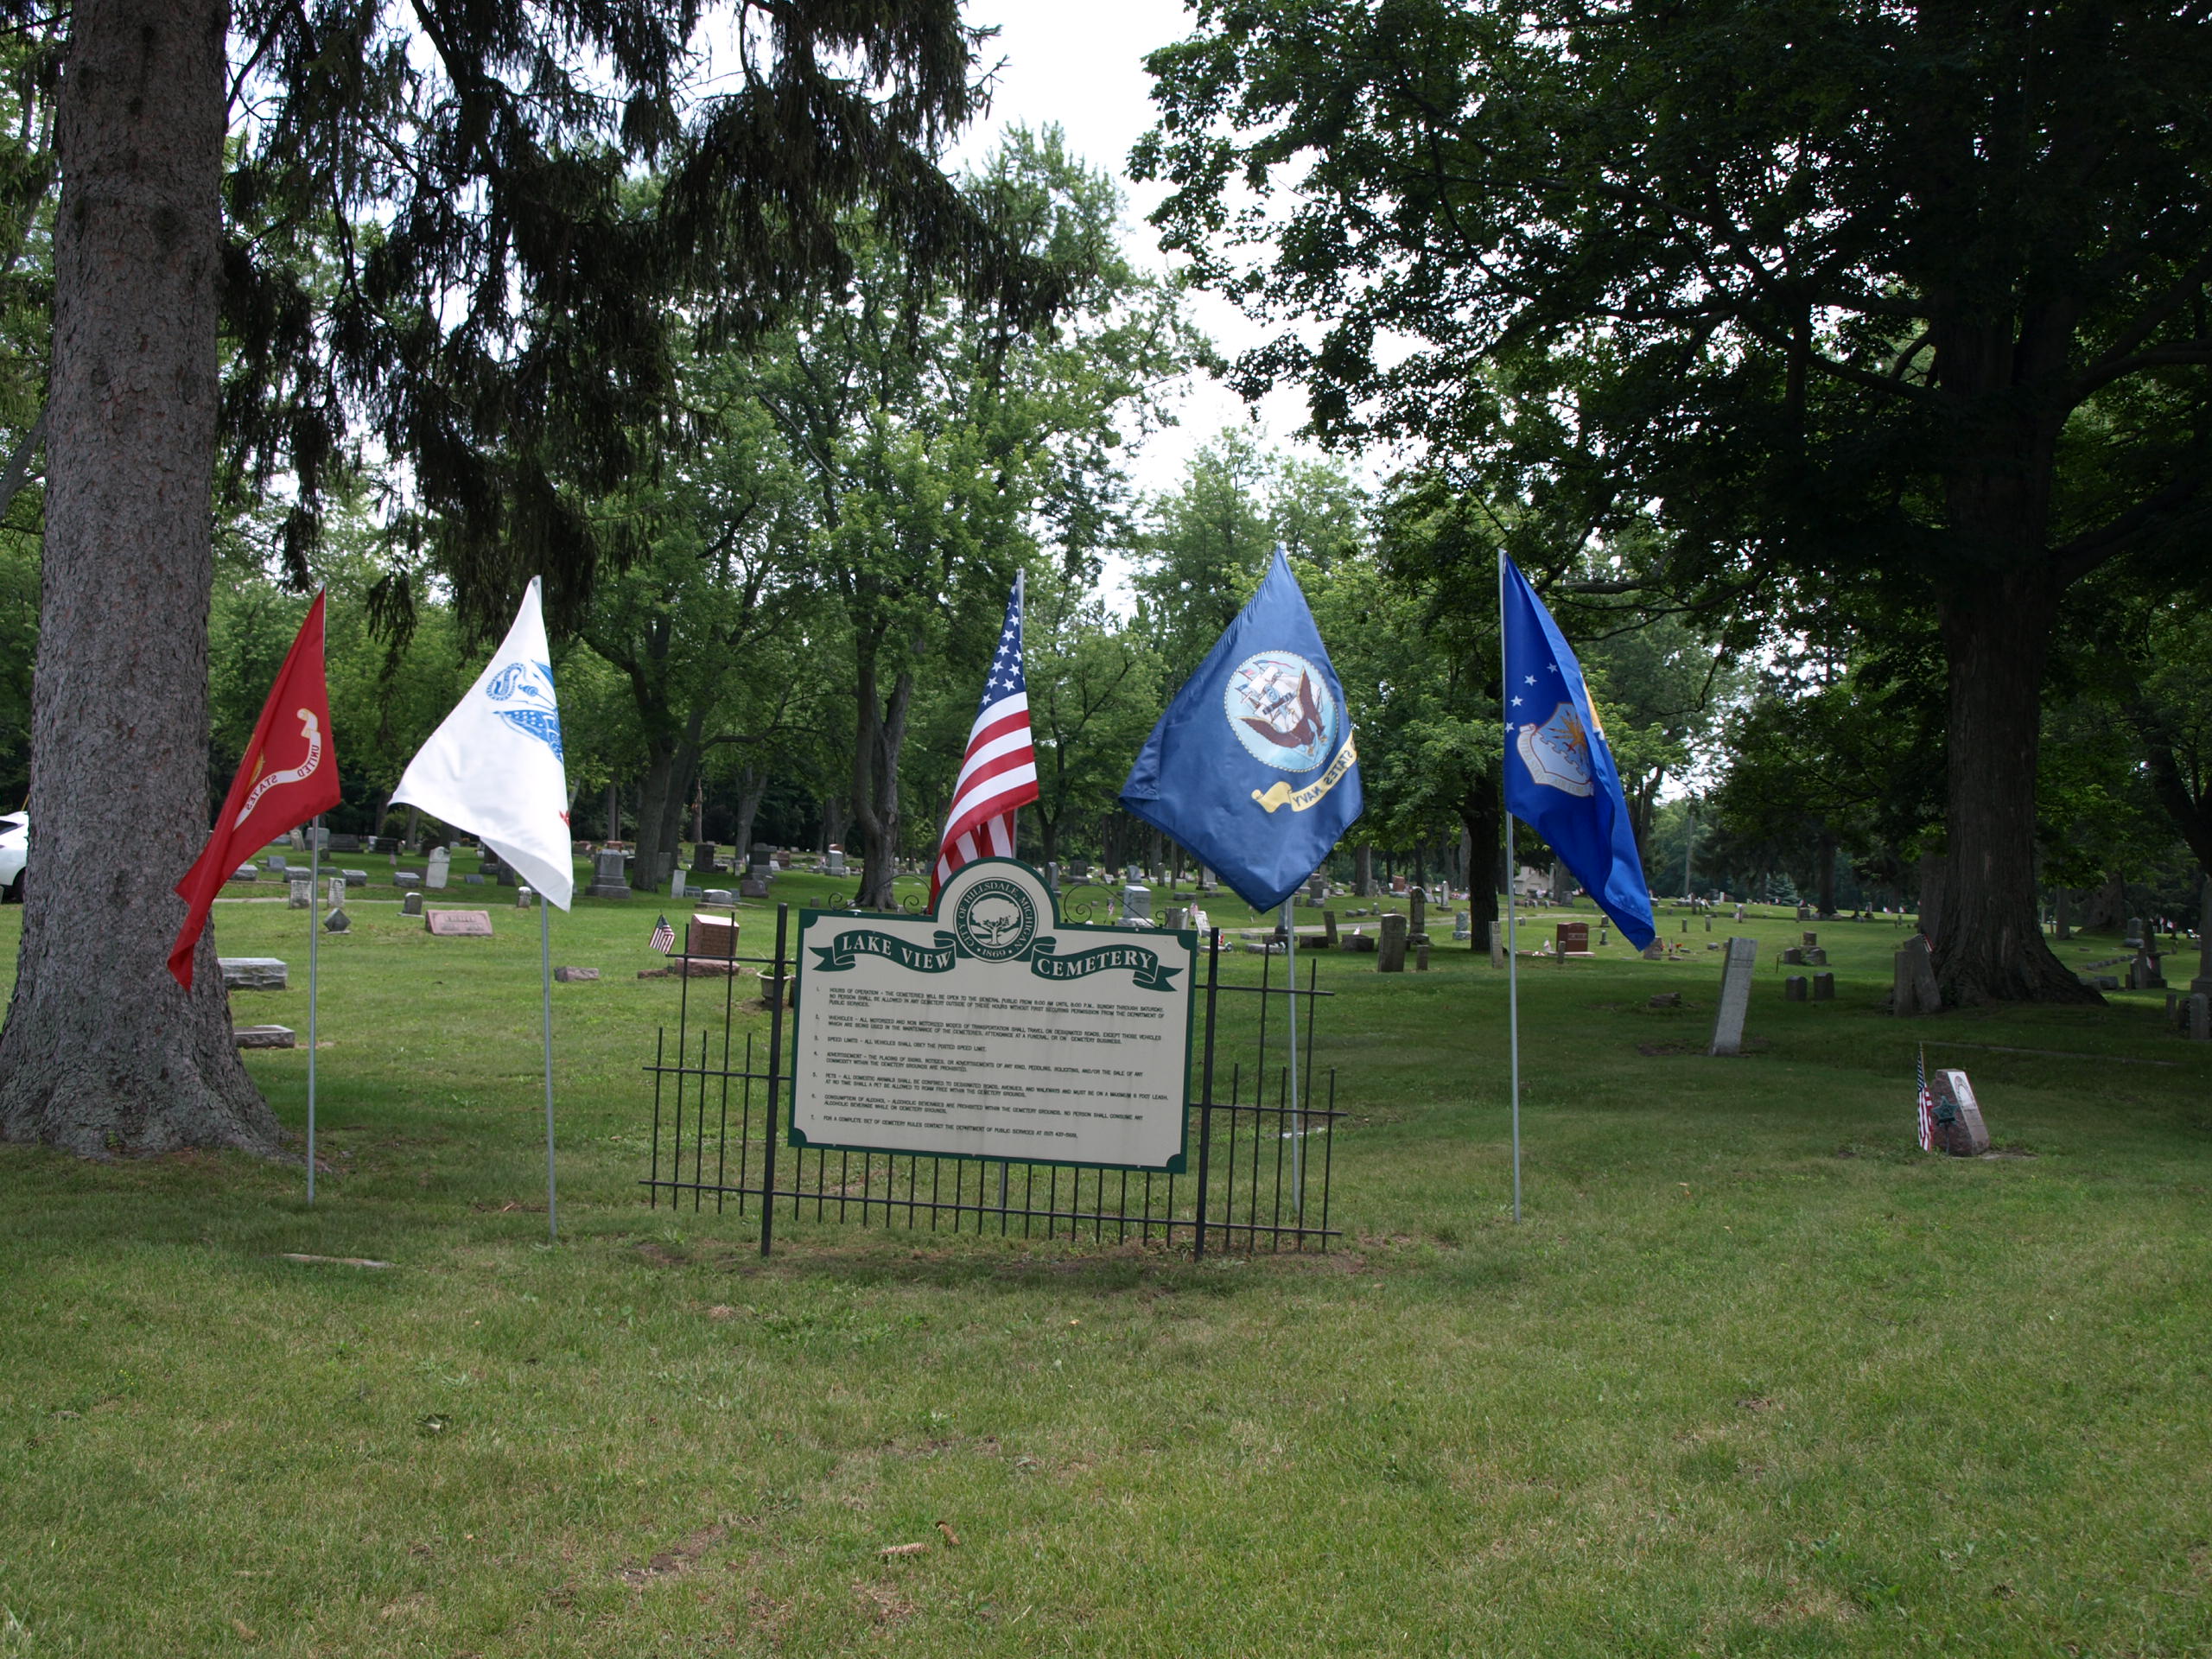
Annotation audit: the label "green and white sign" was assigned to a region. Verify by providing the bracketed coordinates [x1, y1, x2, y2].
[791, 860, 1194, 1171]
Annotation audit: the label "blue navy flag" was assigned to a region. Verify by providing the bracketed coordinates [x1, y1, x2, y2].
[1500, 556, 1656, 949]
[1121, 548, 1362, 912]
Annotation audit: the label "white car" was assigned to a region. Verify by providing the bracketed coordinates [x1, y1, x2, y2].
[0, 811, 23, 901]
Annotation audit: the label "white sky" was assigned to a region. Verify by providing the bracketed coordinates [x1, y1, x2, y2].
[945, 2, 1332, 502]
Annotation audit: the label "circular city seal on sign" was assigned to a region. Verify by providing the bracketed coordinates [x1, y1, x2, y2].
[953, 876, 1037, 962]
[1224, 650, 1340, 772]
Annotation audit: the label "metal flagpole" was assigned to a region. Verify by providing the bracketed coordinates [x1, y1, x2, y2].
[306, 817, 321, 1205]
[541, 893, 557, 1241]
[1282, 897, 1301, 1221]
[1498, 552, 1522, 1224]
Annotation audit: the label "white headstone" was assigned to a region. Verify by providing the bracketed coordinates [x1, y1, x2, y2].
[425, 847, 451, 890]
[1707, 937, 1759, 1057]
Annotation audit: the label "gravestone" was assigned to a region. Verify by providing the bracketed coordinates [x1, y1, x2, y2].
[465, 873, 485, 885]
[1041, 861, 1058, 893]
[1705, 915, 1713, 931]
[825, 846, 847, 876]
[553, 966, 601, 983]
[2188, 993, 2212, 1041]
[1802, 931, 1819, 949]
[233, 1025, 295, 1049]
[230, 864, 257, 882]
[1325, 911, 1341, 948]
[219, 958, 288, 990]
[1707, 938, 1758, 1056]
[1892, 935, 1941, 1015]
[693, 840, 718, 874]
[1785, 975, 1808, 1002]
[401, 891, 423, 917]
[265, 854, 286, 874]
[706, 887, 736, 906]
[1641, 940, 1665, 961]
[1796, 903, 1812, 922]
[326, 876, 346, 909]
[1781, 946, 1804, 965]
[1490, 928, 1505, 969]
[322, 906, 350, 933]
[516, 886, 535, 908]
[327, 833, 361, 854]
[1805, 948, 1827, 967]
[1557, 920, 1590, 956]
[1196, 866, 1215, 893]
[586, 849, 631, 899]
[1122, 883, 1153, 923]
[1161, 906, 1187, 932]
[1409, 887, 1428, 941]
[1308, 873, 1325, 906]
[1928, 1070, 1992, 1155]
[341, 868, 367, 887]
[1733, 904, 1745, 922]
[1351, 929, 1378, 954]
[425, 848, 451, 890]
[1453, 910, 1470, 943]
[393, 871, 421, 890]
[425, 909, 493, 937]
[2129, 949, 2166, 991]
[687, 914, 740, 961]
[2125, 916, 2145, 948]
[1391, 874, 1408, 894]
[1415, 942, 1431, 972]
[1377, 912, 1408, 972]
[1813, 971, 1835, 1001]
[287, 875, 313, 909]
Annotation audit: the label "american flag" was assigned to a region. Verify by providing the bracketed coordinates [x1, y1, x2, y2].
[649, 913, 676, 955]
[1915, 1044, 1936, 1152]
[931, 574, 1039, 904]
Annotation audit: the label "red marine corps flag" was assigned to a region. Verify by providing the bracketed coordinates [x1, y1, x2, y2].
[168, 592, 340, 988]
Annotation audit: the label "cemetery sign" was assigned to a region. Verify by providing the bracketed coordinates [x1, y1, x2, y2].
[791, 860, 1195, 1171]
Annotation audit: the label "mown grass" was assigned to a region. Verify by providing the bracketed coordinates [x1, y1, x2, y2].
[1, 866, 2208, 1657]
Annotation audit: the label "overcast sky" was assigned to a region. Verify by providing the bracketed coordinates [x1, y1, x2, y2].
[944, 2, 1327, 502]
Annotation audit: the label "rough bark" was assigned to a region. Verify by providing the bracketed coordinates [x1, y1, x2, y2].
[848, 646, 912, 910]
[1458, 780, 1503, 952]
[1352, 842, 1374, 896]
[1815, 825, 1838, 918]
[1932, 575, 2097, 1003]
[0, 0, 278, 1157]
[730, 765, 766, 870]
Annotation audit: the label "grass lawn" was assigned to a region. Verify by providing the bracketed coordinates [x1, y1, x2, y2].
[2, 860, 2209, 1656]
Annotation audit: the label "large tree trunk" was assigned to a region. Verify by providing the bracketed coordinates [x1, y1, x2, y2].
[848, 646, 912, 910]
[0, 0, 276, 1157]
[1815, 825, 1839, 918]
[1458, 781, 1503, 952]
[1933, 575, 2095, 1003]
[1353, 842, 1374, 896]
[731, 765, 766, 870]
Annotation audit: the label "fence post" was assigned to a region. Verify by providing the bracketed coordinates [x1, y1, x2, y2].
[1194, 927, 1220, 1262]
[759, 902, 789, 1257]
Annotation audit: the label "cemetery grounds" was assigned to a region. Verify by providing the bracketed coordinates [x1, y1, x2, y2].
[0, 859, 2208, 1657]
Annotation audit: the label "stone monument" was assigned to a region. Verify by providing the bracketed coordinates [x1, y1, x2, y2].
[1377, 912, 1408, 972]
[1707, 937, 1758, 1056]
[586, 849, 631, 899]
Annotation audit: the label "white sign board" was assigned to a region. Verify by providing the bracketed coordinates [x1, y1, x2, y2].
[791, 860, 1194, 1171]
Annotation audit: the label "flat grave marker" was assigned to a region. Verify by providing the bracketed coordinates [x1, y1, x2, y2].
[425, 909, 494, 938]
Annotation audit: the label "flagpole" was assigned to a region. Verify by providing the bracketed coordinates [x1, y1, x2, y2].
[541, 891, 557, 1242]
[1282, 896, 1302, 1222]
[1499, 551, 1522, 1224]
[306, 817, 321, 1205]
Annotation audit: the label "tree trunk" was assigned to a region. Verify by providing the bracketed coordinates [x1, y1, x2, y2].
[1815, 825, 1839, 918]
[632, 746, 677, 893]
[848, 645, 912, 911]
[0, 0, 276, 1157]
[1353, 842, 1374, 896]
[1932, 577, 2095, 1003]
[731, 765, 766, 871]
[2051, 885, 2069, 939]
[1458, 782, 1503, 952]
[603, 780, 620, 842]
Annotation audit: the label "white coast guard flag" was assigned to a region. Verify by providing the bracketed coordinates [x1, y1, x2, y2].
[392, 578, 574, 909]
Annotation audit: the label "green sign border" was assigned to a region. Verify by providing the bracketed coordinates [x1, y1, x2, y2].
[790, 858, 1196, 1174]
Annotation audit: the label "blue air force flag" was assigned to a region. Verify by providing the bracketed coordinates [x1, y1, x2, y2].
[392, 577, 574, 909]
[1500, 556, 1654, 949]
[1120, 548, 1362, 912]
